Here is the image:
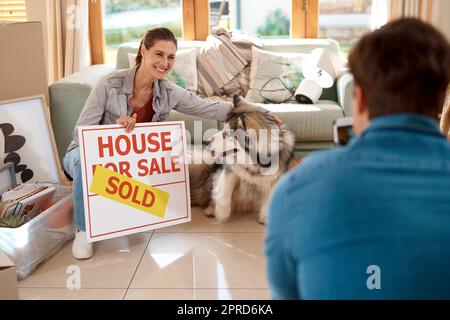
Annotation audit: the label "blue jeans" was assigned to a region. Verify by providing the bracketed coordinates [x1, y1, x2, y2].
[63, 147, 86, 231]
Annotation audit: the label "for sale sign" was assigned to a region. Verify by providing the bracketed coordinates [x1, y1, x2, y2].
[78, 121, 191, 242]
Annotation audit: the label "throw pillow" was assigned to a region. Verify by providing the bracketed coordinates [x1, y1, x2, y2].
[128, 48, 198, 94]
[245, 46, 307, 103]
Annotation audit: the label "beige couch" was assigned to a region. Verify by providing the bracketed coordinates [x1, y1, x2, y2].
[49, 38, 354, 162]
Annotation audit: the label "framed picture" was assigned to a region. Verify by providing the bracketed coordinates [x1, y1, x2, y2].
[0, 95, 66, 184]
[0, 162, 16, 196]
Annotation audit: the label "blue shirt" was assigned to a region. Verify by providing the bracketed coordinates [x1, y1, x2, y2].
[266, 114, 450, 299]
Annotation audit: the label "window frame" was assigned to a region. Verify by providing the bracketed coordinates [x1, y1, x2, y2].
[291, 0, 318, 38]
[89, 0, 320, 64]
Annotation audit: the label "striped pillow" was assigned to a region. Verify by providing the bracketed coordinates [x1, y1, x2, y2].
[197, 33, 248, 97]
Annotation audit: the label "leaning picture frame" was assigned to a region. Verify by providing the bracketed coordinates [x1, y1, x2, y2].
[0, 95, 67, 185]
[0, 162, 16, 196]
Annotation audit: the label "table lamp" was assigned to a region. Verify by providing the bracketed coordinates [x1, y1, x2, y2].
[295, 48, 341, 104]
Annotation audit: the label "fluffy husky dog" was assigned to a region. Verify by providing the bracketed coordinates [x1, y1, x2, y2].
[189, 96, 297, 224]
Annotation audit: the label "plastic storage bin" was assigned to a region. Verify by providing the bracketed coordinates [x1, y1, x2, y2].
[0, 186, 74, 279]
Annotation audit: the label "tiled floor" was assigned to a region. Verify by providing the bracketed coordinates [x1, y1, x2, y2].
[18, 207, 271, 300]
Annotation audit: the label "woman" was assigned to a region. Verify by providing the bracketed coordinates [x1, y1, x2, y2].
[63, 28, 232, 259]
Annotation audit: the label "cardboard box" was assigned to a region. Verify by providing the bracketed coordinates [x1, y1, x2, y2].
[0, 21, 49, 103]
[0, 250, 18, 300]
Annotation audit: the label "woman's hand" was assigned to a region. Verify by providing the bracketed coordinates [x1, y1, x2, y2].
[272, 115, 284, 128]
[116, 113, 137, 133]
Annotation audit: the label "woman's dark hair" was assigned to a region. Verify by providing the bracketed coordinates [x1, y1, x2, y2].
[348, 18, 450, 119]
[135, 27, 178, 65]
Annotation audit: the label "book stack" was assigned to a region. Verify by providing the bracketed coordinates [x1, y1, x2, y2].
[0, 184, 56, 221]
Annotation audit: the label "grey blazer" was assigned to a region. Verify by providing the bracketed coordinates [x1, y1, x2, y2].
[67, 66, 231, 153]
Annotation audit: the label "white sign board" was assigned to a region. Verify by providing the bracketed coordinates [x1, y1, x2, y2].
[78, 121, 191, 242]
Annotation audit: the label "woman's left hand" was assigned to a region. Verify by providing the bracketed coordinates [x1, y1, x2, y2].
[272, 115, 284, 128]
[116, 113, 137, 133]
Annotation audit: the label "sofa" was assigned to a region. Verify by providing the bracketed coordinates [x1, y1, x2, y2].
[49, 38, 354, 163]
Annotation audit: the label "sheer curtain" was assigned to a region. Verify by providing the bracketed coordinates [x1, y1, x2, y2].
[388, 0, 449, 40]
[26, 0, 90, 84]
[388, 0, 431, 20]
[370, 0, 389, 30]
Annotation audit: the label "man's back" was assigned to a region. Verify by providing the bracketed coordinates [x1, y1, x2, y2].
[266, 114, 450, 299]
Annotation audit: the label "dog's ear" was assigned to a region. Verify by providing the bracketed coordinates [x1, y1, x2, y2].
[233, 95, 241, 108]
[236, 117, 244, 130]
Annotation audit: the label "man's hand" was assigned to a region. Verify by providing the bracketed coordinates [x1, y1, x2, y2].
[116, 113, 137, 133]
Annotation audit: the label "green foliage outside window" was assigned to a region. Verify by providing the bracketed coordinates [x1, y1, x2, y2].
[105, 21, 182, 48]
[104, 0, 180, 14]
[257, 8, 290, 37]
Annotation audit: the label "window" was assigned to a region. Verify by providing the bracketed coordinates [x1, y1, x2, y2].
[0, 0, 27, 22]
[209, 0, 291, 38]
[319, 0, 374, 55]
[102, 0, 182, 65]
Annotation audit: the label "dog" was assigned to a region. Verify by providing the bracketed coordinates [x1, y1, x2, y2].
[189, 96, 298, 224]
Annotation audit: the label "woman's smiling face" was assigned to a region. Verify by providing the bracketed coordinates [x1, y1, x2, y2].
[140, 40, 177, 79]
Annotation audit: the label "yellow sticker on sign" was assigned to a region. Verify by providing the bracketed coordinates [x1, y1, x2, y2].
[90, 165, 170, 218]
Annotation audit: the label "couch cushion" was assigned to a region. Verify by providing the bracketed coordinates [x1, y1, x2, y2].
[49, 64, 116, 162]
[257, 101, 344, 141]
[260, 38, 341, 55]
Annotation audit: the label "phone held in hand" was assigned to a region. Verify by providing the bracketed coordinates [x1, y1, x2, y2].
[332, 117, 354, 146]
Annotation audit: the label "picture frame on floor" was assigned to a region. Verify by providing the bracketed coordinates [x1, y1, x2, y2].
[0, 162, 16, 196]
[0, 96, 66, 185]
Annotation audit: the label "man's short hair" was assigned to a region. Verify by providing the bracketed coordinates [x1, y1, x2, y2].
[348, 18, 450, 119]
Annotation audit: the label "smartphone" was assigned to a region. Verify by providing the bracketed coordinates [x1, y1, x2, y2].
[332, 117, 354, 146]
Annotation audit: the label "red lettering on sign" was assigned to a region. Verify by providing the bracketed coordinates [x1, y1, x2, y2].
[160, 132, 172, 151]
[147, 132, 160, 152]
[137, 159, 149, 177]
[116, 135, 131, 156]
[118, 161, 131, 177]
[132, 134, 146, 154]
[142, 189, 155, 208]
[171, 156, 181, 172]
[118, 181, 132, 199]
[161, 156, 171, 174]
[131, 184, 141, 205]
[98, 136, 113, 158]
[105, 176, 120, 195]
[103, 178, 157, 209]
[149, 158, 161, 175]
[104, 162, 118, 172]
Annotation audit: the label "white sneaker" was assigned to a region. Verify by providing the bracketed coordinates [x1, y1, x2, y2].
[72, 230, 94, 259]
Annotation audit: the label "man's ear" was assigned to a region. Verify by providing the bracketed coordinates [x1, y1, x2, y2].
[352, 85, 371, 136]
[353, 85, 368, 115]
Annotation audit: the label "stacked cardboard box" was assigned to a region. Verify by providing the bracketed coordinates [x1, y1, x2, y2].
[0, 250, 18, 300]
[0, 21, 49, 102]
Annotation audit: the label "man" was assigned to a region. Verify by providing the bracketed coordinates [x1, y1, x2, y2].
[265, 18, 450, 299]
